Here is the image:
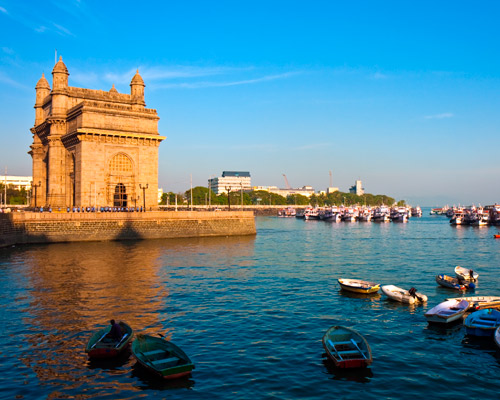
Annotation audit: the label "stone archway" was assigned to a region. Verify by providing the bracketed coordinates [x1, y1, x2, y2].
[113, 183, 127, 207]
[107, 153, 135, 206]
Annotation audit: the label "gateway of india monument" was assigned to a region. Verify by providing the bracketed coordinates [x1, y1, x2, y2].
[0, 56, 255, 247]
[30, 56, 164, 209]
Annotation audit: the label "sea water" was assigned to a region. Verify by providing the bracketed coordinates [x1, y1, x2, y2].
[0, 210, 499, 399]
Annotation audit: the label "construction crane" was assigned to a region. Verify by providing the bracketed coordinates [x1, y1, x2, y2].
[282, 174, 292, 189]
[329, 170, 333, 187]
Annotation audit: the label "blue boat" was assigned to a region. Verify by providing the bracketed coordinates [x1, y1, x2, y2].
[464, 309, 500, 337]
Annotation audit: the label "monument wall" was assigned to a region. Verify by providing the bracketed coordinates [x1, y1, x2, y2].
[0, 211, 256, 248]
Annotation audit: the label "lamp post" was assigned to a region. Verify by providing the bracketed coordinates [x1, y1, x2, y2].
[33, 181, 41, 209]
[208, 174, 216, 209]
[139, 183, 148, 211]
[225, 186, 231, 211]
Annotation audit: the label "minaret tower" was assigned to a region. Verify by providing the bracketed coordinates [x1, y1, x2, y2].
[34, 73, 50, 126]
[130, 69, 145, 110]
[46, 56, 69, 207]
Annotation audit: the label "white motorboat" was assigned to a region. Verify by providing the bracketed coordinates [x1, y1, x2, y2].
[454, 266, 478, 282]
[381, 285, 427, 304]
[424, 299, 469, 324]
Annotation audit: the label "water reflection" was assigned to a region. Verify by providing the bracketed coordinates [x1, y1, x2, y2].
[131, 363, 195, 390]
[338, 289, 381, 301]
[87, 349, 132, 370]
[322, 357, 374, 382]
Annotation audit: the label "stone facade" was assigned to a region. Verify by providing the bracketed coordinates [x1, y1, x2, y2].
[29, 57, 165, 209]
[0, 211, 256, 247]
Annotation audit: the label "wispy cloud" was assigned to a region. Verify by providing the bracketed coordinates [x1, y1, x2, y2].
[52, 22, 74, 36]
[294, 142, 332, 151]
[1, 3, 75, 36]
[0, 71, 30, 90]
[424, 113, 454, 120]
[154, 72, 300, 90]
[371, 72, 388, 80]
[103, 66, 248, 85]
[71, 65, 299, 90]
[2, 47, 14, 55]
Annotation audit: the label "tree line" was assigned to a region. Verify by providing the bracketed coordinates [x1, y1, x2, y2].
[161, 187, 403, 207]
[0, 183, 403, 207]
[0, 184, 28, 205]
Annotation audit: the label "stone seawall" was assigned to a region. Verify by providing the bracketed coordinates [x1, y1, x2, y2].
[0, 211, 256, 247]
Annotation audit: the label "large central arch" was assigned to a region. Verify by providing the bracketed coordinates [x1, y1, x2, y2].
[107, 153, 135, 207]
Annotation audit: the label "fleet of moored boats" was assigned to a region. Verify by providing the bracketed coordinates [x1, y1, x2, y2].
[431, 204, 500, 226]
[279, 205, 422, 222]
[333, 265, 500, 368]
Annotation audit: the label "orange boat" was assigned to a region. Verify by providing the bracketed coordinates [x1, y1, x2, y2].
[494, 234, 500, 239]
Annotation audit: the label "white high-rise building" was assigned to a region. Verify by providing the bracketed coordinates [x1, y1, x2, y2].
[349, 180, 364, 196]
[209, 171, 251, 195]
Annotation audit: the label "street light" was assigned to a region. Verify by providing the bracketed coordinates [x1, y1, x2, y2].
[139, 183, 148, 211]
[225, 186, 231, 211]
[240, 181, 243, 208]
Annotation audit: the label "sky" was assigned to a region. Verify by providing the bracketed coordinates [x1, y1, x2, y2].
[0, 0, 499, 206]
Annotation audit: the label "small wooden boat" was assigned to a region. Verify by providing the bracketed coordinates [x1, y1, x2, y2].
[424, 299, 469, 324]
[322, 326, 372, 368]
[338, 279, 380, 294]
[435, 274, 468, 290]
[464, 309, 500, 337]
[494, 326, 500, 349]
[132, 334, 195, 379]
[446, 296, 500, 310]
[454, 266, 478, 282]
[381, 285, 427, 304]
[85, 321, 133, 358]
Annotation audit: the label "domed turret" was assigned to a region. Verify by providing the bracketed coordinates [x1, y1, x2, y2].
[130, 69, 145, 109]
[36, 73, 51, 91]
[130, 69, 145, 86]
[52, 56, 69, 90]
[109, 84, 118, 93]
[34, 73, 51, 125]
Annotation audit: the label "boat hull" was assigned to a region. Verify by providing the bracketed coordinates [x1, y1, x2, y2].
[322, 326, 372, 369]
[464, 309, 500, 337]
[454, 266, 478, 282]
[381, 285, 427, 304]
[435, 274, 466, 290]
[85, 321, 134, 359]
[424, 299, 469, 324]
[338, 279, 380, 294]
[132, 334, 195, 379]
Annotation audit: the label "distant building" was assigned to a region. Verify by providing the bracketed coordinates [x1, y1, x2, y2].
[158, 188, 163, 204]
[349, 180, 364, 196]
[1, 176, 33, 190]
[253, 185, 315, 198]
[326, 187, 339, 194]
[209, 171, 251, 195]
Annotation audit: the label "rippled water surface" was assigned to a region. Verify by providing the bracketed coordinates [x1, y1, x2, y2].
[1, 210, 500, 399]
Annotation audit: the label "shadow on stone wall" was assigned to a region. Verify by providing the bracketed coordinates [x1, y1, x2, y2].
[0, 214, 50, 248]
[112, 220, 145, 242]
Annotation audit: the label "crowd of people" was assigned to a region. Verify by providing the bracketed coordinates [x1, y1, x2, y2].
[33, 206, 148, 213]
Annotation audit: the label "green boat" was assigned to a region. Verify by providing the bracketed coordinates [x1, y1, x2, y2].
[85, 321, 134, 358]
[132, 334, 195, 379]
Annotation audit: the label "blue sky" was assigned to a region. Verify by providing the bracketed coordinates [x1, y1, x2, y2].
[1, 1, 499, 206]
